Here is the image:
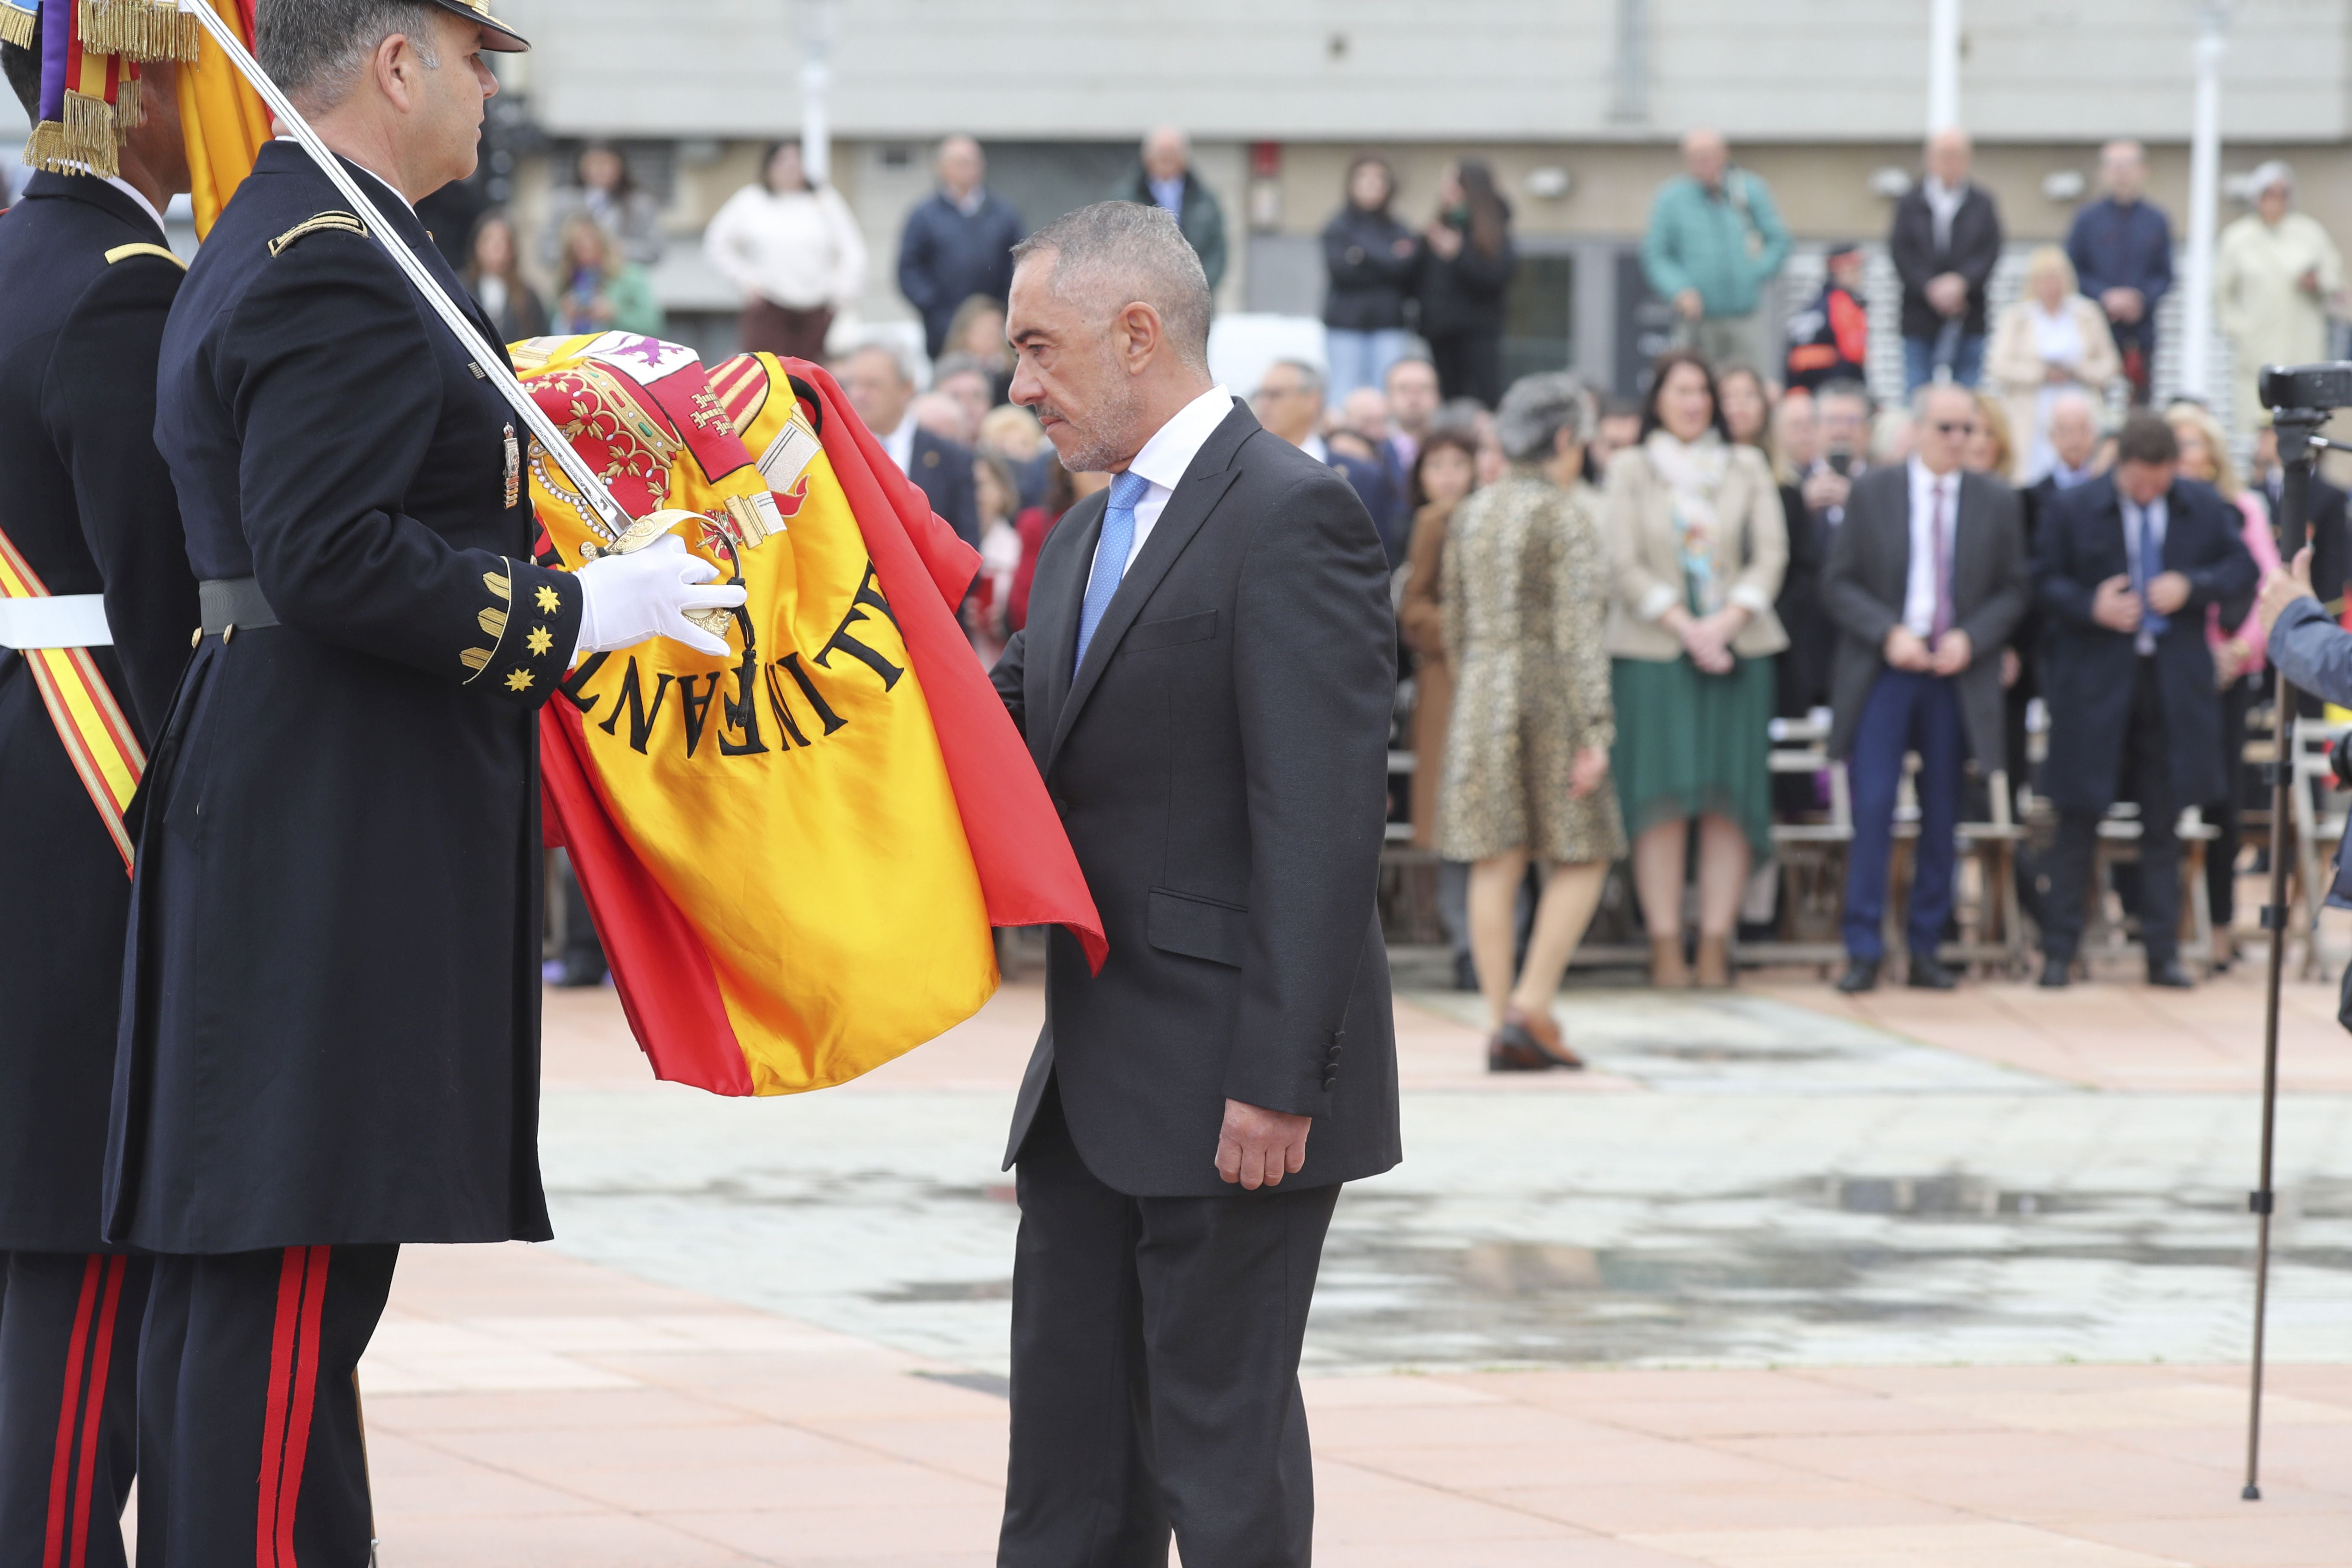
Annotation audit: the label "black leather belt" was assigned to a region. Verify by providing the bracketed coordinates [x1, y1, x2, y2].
[197, 576, 279, 637]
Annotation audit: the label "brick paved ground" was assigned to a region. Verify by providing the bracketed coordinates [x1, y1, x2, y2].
[223, 949, 2352, 1564]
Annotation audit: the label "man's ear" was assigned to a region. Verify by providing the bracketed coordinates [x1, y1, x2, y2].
[376, 31, 422, 111]
[1118, 301, 1164, 374]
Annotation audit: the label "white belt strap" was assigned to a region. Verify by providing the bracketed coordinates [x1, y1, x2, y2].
[0, 594, 114, 649]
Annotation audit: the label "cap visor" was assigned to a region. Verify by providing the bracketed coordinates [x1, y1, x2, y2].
[480, 17, 530, 51]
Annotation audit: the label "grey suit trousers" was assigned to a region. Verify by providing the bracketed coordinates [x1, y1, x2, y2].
[998, 1081, 1339, 1568]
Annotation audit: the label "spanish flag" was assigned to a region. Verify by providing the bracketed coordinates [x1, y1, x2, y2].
[518, 334, 1103, 1094]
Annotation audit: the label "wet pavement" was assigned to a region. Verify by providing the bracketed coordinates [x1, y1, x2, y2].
[533, 987, 2352, 1379]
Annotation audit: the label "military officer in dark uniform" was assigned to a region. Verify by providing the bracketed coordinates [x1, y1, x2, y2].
[107, 2, 738, 1559]
[0, 25, 199, 1568]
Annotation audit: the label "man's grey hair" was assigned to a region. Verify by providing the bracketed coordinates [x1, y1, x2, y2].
[2046, 386, 2101, 425]
[1815, 378, 1873, 415]
[1011, 202, 1213, 374]
[256, 0, 441, 109]
[2249, 159, 2296, 197]
[1495, 373, 1595, 464]
[930, 352, 995, 385]
[843, 336, 922, 389]
[1263, 358, 1324, 401]
[1911, 379, 1978, 420]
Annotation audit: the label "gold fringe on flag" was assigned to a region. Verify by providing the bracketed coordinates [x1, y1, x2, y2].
[113, 70, 143, 131]
[0, 4, 36, 49]
[21, 117, 116, 178]
[76, 0, 198, 61]
[59, 89, 122, 176]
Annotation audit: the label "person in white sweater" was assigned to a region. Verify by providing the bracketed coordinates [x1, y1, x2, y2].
[704, 140, 869, 361]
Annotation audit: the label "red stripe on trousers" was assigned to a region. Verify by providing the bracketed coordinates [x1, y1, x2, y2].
[272, 1247, 332, 1567]
[255, 1248, 308, 1565]
[41, 1258, 103, 1568]
[67, 1258, 128, 1568]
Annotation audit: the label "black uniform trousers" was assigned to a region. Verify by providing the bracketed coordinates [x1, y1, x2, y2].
[2043, 655, 2181, 965]
[136, 1245, 396, 1568]
[0, 1253, 150, 1568]
[999, 1082, 1339, 1568]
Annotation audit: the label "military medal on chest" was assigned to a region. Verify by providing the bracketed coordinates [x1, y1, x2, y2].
[502, 422, 521, 509]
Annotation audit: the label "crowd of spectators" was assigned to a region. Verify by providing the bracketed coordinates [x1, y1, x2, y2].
[487, 123, 2352, 1034]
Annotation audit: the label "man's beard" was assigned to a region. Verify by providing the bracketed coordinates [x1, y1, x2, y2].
[1037, 374, 1145, 475]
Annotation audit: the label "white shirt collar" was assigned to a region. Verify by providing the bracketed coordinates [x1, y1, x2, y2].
[883, 411, 918, 472]
[101, 176, 167, 238]
[950, 186, 986, 217]
[1908, 454, 1958, 497]
[1124, 384, 1237, 496]
[1084, 385, 1237, 585]
[274, 136, 416, 214]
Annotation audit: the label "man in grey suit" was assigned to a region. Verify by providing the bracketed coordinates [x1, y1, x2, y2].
[1822, 382, 2030, 992]
[989, 201, 1400, 1565]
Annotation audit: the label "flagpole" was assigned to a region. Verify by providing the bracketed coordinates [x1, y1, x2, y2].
[173, 0, 634, 538]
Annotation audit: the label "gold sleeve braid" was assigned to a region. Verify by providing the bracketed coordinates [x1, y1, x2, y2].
[459, 570, 509, 678]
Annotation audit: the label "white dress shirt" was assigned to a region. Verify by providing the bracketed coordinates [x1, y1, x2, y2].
[274, 136, 415, 215]
[2121, 492, 2169, 655]
[880, 412, 922, 478]
[1084, 385, 1237, 584]
[1923, 176, 1966, 254]
[101, 176, 166, 238]
[1903, 456, 1960, 640]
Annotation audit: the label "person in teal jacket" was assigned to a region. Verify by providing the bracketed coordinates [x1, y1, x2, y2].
[1642, 129, 1790, 373]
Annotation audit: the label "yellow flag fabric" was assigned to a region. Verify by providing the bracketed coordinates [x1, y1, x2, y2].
[518, 333, 999, 1094]
[175, 0, 270, 239]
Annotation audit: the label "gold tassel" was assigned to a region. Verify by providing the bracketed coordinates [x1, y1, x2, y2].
[23, 122, 77, 174]
[113, 72, 144, 133]
[76, 0, 197, 62]
[0, 5, 36, 48]
[62, 89, 120, 175]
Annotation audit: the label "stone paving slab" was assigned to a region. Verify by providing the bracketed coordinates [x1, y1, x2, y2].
[533, 1069, 2352, 1374]
[328, 1241, 2352, 1566]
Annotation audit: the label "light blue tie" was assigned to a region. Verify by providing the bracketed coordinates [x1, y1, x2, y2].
[1074, 470, 1152, 676]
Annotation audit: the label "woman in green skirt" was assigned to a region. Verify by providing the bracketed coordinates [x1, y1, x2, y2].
[1600, 350, 1789, 988]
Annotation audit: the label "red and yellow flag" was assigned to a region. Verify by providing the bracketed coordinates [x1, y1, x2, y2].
[519, 334, 1102, 1094]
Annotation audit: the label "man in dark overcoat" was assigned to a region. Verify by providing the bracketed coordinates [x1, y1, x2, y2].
[2034, 411, 2257, 988]
[895, 134, 1023, 359]
[109, 2, 737, 1557]
[0, 30, 199, 1567]
[991, 202, 1400, 1567]
[1822, 383, 2029, 993]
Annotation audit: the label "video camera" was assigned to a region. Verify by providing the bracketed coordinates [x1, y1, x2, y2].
[2260, 363, 2352, 417]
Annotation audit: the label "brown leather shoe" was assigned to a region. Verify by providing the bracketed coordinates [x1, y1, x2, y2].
[1694, 935, 1733, 989]
[1650, 935, 1690, 989]
[1503, 1005, 1586, 1070]
[1486, 1032, 1551, 1072]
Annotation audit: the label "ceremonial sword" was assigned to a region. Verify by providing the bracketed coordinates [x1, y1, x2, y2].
[174, 0, 637, 541]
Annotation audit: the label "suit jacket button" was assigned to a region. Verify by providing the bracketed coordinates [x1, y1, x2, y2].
[1051, 794, 1069, 819]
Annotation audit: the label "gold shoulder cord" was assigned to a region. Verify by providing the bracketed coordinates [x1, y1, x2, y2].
[104, 242, 187, 270]
[267, 211, 368, 257]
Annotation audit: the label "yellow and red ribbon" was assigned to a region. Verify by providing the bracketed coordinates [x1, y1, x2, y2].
[0, 528, 144, 872]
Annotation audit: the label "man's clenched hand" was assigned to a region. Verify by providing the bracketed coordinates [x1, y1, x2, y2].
[1216, 1099, 1311, 1190]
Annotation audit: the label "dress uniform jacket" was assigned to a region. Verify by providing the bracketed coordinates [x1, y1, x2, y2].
[0, 174, 199, 1253]
[104, 143, 585, 1253]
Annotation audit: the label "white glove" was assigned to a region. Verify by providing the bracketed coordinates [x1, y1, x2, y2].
[573, 533, 746, 659]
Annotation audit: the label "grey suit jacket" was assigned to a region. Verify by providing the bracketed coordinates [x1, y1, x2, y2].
[989, 400, 1402, 1197]
[1820, 463, 2030, 775]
